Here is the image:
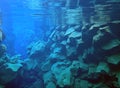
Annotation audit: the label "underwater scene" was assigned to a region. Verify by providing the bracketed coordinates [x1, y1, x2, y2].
[0, 0, 120, 88]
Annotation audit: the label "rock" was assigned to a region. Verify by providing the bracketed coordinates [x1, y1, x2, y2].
[43, 71, 54, 85]
[70, 60, 80, 76]
[27, 41, 46, 58]
[52, 31, 65, 41]
[89, 24, 100, 30]
[5, 54, 23, 72]
[92, 83, 108, 88]
[70, 60, 88, 77]
[57, 67, 72, 87]
[66, 46, 77, 57]
[0, 85, 4, 88]
[10, 54, 22, 63]
[0, 66, 17, 85]
[93, 30, 104, 43]
[65, 27, 75, 35]
[96, 62, 109, 73]
[76, 38, 83, 45]
[69, 31, 82, 38]
[46, 82, 56, 88]
[99, 26, 111, 33]
[29, 80, 43, 88]
[0, 55, 9, 65]
[102, 39, 120, 50]
[51, 61, 72, 87]
[24, 59, 37, 70]
[92, 28, 114, 49]
[53, 47, 63, 54]
[88, 64, 96, 74]
[0, 44, 7, 57]
[82, 72, 101, 84]
[61, 25, 68, 31]
[64, 25, 81, 38]
[60, 40, 67, 45]
[83, 70, 117, 84]
[74, 79, 81, 88]
[74, 79, 89, 88]
[41, 60, 52, 72]
[101, 44, 120, 56]
[51, 61, 71, 79]
[112, 20, 120, 24]
[74, 25, 81, 31]
[48, 53, 66, 60]
[82, 47, 96, 64]
[109, 23, 120, 39]
[5, 62, 22, 72]
[107, 54, 120, 64]
[50, 44, 66, 55]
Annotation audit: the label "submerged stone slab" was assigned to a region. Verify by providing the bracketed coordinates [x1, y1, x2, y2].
[46, 82, 56, 88]
[107, 54, 120, 64]
[102, 39, 120, 50]
[6, 62, 22, 72]
[65, 27, 75, 35]
[69, 31, 82, 38]
[96, 62, 109, 73]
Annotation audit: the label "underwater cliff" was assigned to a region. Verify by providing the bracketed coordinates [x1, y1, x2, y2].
[0, 0, 120, 88]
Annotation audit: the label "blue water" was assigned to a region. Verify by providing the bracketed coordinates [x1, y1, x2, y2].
[0, 0, 53, 58]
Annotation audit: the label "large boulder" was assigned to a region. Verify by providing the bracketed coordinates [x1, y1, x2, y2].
[0, 54, 24, 85]
[0, 65, 17, 85]
[102, 39, 120, 50]
[0, 44, 7, 57]
[107, 53, 120, 65]
[27, 41, 46, 58]
[51, 61, 72, 87]
[96, 62, 109, 73]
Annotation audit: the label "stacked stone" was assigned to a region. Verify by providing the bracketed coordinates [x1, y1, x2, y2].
[40, 0, 120, 88]
[23, 0, 120, 88]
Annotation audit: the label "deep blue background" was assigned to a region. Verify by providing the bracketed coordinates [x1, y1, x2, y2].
[0, 0, 53, 58]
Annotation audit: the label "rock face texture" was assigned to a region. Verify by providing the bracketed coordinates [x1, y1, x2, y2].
[44, 0, 120, 88]
[23, 0, 120, 88]
[0, 0, 120, 88]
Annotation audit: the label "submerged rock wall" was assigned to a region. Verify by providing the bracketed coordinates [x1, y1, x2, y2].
[38, 0, 120, 88]
[39, 22, 120, 88]
[24, 0, 120, 87]
[0, 0, 120, 88]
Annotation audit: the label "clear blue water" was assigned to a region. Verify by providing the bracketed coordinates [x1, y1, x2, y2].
[0, 0, 53, 58]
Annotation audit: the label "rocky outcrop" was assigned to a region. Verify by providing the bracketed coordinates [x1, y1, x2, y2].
[21, 2, 120, 88]
[0, 0, 120, 88]
[27, 41, 46, 58]
[0, 54, 24, 87]
[24, 0, 120, 87]
[0, 44, 6, 57]
[25, 21, 120, 88]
